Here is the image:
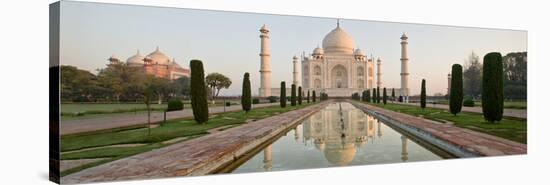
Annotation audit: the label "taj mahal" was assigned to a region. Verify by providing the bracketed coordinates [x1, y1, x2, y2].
[258, 20, 411, 101]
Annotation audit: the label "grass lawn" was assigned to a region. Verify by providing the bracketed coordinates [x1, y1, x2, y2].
[433, 100, 526, 109]
[367, 103, 526, 144]
[59, 102, 314, 176]
[60, 100, 243, 120]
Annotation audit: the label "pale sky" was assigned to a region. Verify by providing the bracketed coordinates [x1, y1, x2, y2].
[59, 1, 527, 96]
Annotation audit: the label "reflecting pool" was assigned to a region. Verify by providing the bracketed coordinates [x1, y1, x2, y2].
[230, 102, 443, 173]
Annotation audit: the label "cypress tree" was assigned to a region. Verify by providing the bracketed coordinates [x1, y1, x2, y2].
[421, 79, 426, 109]
[241, 72, 251, 113]
[372, 88, 376, 103]
[291, 84, 297, 106]
[298, 86, 303, 105]
[190, 60, 209, 124]
[383, 87, 387, 105]
[312, 90, 317, 102]
[307, 90, 310, 103]
[280, 81, 286, 108]
[482, 52, 504, 122]
[361, 90, 367, 102]
[376, 87, 381, 103]
[392, 88, 395, 101]
[450, 64, 463, 115]
[366, 89, 371, 102]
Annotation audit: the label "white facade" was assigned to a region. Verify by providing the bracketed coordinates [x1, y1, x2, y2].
[301, 23, 375, 97]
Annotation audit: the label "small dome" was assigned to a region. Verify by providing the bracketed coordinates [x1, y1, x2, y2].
[323, 143, 357, 166]
[146, 46, 170, 65]
[126, 50, 144, 66]
[313, 46, 324, 55]
[353, 48, 365, 56]
[322, 25, 355, 55]
[170, 58, 183, 69]
[260, 24, 269, 32]
[293, 55, 298, 60]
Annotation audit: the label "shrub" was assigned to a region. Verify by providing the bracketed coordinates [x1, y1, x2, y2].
[241, 73, 251, 112]
[312, 90, 316, 102]
[365, 90, 371, 102]
[449, 64, 463, 116]
[351, 92, 360, 100]
[482, 52, 504, 122]
[420, 79, 426, 109]
[190, 60, 209, 124]
[280, 82, 286, 107]
[267, 96, 278, 103]
[167, 99, 183, 111]
[252, 98, 260, 104]
[463, 98, 475, 107]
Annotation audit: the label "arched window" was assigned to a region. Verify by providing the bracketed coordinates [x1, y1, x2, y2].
[303, 65, 309, 75]
[357, 67, 364, 76]
[314, 79, 322, 88]
[314, 65, 322, 75]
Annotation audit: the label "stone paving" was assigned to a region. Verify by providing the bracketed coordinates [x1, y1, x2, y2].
[61, 101, 331, 184]
[397, 102, 526, 119]
[60, 103, 279, 135]
[351, 101, 527, 157]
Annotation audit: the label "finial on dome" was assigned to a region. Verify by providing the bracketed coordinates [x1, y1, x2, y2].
[136, 49, 140, 54]
[155, 46, 160, 51]
[337, 19, 340, 27]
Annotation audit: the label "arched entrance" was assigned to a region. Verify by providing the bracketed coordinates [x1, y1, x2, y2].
[331, 65, 348, 88]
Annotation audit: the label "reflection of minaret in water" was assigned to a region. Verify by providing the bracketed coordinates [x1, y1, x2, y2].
[377, 119, 382, 138]
[263, 144, 272, 171]
[294, 127, 300, 142]
[401, 135, 408, 162]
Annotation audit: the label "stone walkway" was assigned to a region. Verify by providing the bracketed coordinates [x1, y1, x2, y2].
[351, 101, 526, 156]
[60, 103, 279, 135]
[61, 101, 331, 184]
[397, 102, 526, 119]
[60, 158, 110, 172]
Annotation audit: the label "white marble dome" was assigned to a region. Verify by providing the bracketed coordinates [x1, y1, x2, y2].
[126, 50, 145, 66]
[313, 46, 324, 55]
[322, 25, 355, 55]
[353, 48, 365, 56]
[146, 47, 170, 65]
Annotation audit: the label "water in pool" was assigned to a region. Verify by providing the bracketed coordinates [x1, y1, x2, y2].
[231, 102, 443, 173]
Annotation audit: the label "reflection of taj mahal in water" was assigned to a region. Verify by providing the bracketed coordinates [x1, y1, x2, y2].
[260, 103, 411, 170]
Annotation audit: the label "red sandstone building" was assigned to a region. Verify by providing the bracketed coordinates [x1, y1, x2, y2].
[107, 47, 190, 80]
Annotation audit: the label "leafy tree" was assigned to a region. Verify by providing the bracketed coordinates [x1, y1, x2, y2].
[190, 60, 209, 124]
[143, 87, 152, 136]
[383, 88, 387, 105]
[280, 81, 286, 107]
[450, 64, 463, 116]
[312, 90, 317, 103]
[291, 84, 297, 106]
[298, 86, 303, 105]
[148, 76, 171, 104]
[172, 76, 190, 98]
[241, 73, 251, 113]
[205, 72, 232, 103]
[502, 52, 527, 100]
[421, 79, 426, 109]
[463, 52, 482, 99]
[482, 52, 504, 122]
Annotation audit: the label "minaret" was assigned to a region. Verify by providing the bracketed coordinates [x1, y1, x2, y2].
[259, 24, 271, 97]
[376, 57, 382, 88]
[400, 33, 410, 102]
[447, 73, 451, 95]
[292, 55, 299, 86]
